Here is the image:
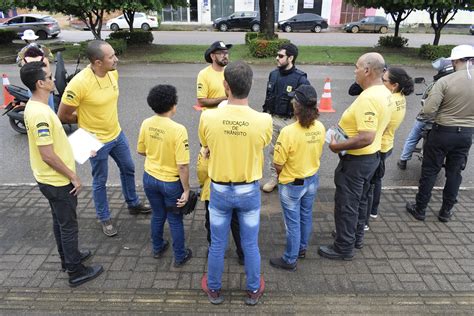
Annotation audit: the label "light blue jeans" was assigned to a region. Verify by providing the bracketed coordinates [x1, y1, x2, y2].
[278, 173, 319, 264]
[208, 181, 261, 292]
[89, 131, 139, 222]
[400, 119, 426, 161]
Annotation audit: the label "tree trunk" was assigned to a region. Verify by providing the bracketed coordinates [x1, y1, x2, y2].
[433, 28, 441, 46]
[124, 9, 136, 32]
[394, 21, 400, 37]
[259, 0, 275, 39]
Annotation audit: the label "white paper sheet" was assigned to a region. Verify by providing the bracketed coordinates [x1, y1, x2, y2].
[68, 128, 104, 164]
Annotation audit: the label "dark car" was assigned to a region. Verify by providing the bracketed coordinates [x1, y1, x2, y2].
[470, 25, 474, 35]
[213, 11, 260, 32]
[343, 16, 388, 34]
[0, 14, 61, 39]
[278, 13, 328, 33]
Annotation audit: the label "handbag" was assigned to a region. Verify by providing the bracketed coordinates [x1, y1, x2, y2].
[166, 190, 198, 215]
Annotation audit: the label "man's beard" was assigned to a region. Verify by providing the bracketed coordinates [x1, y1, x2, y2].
[277, 61, 289, 69]
[216, 59, 228, 67]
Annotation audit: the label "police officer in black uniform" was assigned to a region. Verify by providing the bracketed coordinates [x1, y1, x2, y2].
[262, 43, 311, 193]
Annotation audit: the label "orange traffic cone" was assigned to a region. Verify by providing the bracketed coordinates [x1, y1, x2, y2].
[2, 74, 15, 109]
[319, 77, 335, 113]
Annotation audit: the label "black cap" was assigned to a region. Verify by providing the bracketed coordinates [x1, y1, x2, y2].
[204, 41, 233, 63]
[289, 85, 317, 107]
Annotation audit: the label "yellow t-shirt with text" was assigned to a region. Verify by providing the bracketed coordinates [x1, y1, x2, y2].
[137, 116, 190, 182]
[338, 85, 391, 155]
[197, 65, 226, 100]
[199, 104, 272, 182]
[62, 66, 121, 143]
[274, 121, 326, 184]
[381, 92, 406, 153]
[24, 100, 75, 186]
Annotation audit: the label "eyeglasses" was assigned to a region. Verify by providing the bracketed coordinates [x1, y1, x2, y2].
[277, 54, 287, 59]
[42, 74, 53, 81]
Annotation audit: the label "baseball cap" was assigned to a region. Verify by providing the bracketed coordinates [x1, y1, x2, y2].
[289, 85, 318, 107]
[204, 41, 233, 63]
[446, 45, 474, 61]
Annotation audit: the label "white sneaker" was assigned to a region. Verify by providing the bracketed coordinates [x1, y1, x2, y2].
[370, 214, 378, 219]
[262, 178, 278, 193]
[364, 225, 370, 231]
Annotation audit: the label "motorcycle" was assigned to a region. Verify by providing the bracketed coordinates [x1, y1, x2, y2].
[2, 48, 81, 134]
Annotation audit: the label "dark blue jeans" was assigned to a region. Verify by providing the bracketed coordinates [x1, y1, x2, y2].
[143, 172, 186, 261]
[366, 150, 391, 224]
[89, 131, 140, 222]
[38, 182, 81, 272]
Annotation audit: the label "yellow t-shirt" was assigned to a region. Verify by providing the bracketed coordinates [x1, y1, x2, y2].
[197, 65, 225, 100]
[274, 121, 326, 184]
[137, 116, 190, 182]
[338, 85, 391, 155]
[381, 92, 406, 153]
[61, 66, 121, 143]
[24, 100, 75, 186]
[199, 104, 272, 182]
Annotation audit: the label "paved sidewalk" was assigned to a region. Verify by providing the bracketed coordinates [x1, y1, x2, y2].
[0, 185, 473, 314]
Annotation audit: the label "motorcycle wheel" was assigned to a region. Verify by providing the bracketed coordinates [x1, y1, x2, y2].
[9, 106, 27, 134]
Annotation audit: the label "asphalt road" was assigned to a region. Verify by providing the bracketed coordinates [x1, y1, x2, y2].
[1, 63, 472, 188]
[50, 30, 474, 48]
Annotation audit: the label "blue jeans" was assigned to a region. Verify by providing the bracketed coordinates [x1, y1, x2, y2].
[400, 119, 426, 161]
[208, 181, 261, 292]
[278, 173, 319, 264]
[143, 172, 186, 261]
[90, 131, 139, 222]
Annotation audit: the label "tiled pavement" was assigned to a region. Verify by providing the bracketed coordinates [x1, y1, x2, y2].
[0, 185, 473, 314]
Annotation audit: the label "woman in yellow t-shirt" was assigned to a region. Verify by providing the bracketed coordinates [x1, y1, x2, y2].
[269, 85, 325, 271]
[367, 67, 414, 224]
[137, 85, 192, 267]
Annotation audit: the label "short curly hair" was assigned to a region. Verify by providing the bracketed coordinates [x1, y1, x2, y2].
[147, 84, 178, 114]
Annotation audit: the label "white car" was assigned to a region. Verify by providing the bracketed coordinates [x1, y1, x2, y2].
[106, 12, 158, 31]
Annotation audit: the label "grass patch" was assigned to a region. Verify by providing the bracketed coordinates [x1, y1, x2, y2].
[1, 43, 428, 66]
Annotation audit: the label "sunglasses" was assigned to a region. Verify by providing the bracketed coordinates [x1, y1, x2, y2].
[277, 54, 287, 59]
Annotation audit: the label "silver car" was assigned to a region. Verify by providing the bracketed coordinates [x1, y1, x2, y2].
[0, 14, 61, 40]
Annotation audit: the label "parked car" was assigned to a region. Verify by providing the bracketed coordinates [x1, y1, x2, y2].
[470, 24, 474, 35]
[106, 12, 159, 31]
[277, 13, 328, 33]
[343, 16, 388, 33]
[0, 14, 60, 40]
[213, 11, 260, 32]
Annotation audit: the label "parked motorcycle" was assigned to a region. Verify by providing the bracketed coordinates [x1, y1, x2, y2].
[2, 48, 81, 134]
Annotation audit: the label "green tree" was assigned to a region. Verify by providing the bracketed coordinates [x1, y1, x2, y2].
[423, 0, 472, 45]
[259, 0, 276, 39]
[12, 0, 115, 39]
[0, 0, 14, 13]
[115, 0, 185, 32]
[345, 0, 424, 38]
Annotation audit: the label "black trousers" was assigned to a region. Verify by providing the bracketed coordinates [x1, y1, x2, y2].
[415, 125, 472, 213]
[366, 150, 391, 225]
[205, 200, 243, 259]
[38, 182, 81, 272]
[333, 153, 380, 255]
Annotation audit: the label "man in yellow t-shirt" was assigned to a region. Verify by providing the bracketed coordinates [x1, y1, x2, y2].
[318, 53, 391, 261]
[21, 61, 103, 287]
[58, 40, 150, 238]
[199, 61, 272, 306]
[196, 41, 244, 264]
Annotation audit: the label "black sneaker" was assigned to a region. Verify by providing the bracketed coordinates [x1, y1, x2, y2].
[298, 249, 306, 259]
[68, 264, 104, 287]
[128, 202, 152, 215]
[406, 202, 426, 221]
[438, 208, 454, 222]
[269, 257, 296, 271]
[61, 250, 93, 272]
[397, 159, 407, 170]
[153, 240, 170, 259]
[318, 245, 353, 261]
[244, 277, 265, 306]
[201, 274, 224, 305]
[174, 248, 192, 267]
